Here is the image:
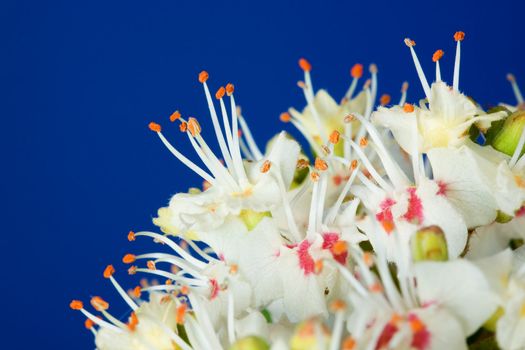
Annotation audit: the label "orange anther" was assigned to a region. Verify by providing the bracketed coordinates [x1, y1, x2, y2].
[84, 318, 94, 329]
[128, 265, 138, 275]
[330, 299, 347, 312]
[198, 70, 209, 83]
[128, 312, 139, 331]
[179, 121, 188, 132]
[342, 336, 356, 350]
[147, 260, 156, 270]
[166, 279, 173, 285]
[103, 265, 115, 279]
[329, 130, 340, 144]
[229, 264, 238, 274]
[401, 81, 409, 92]
[507, 73, 516, 82]
[123, 254, 136, 264]
[176, 304, 188, 324]
[215, 86, 225, 100]
[410, 318, 425, 332]
[132, 286, 141, 298]
[296, 159, 310, 169]
[403, 103, 415, 113]
[70, 300, 83, 310]
[359, 137, 368, 147]
[432, 49, 444, 62]
[363, 252, 374, 267]
[350, 159, 358, 170]
[315, 260, 324, 274]
[454, 31, 465, 42]
[170, 111, 181, 122]
[380, 94, 391, 106]
[369, 63, 378, 74]
[315, 157, 328, 171]
[237, 129, 242, 137]
[331, 240, 348, 255]
[148, 122, 161, 133]
[298, 58, 312, 72]
[344, 114, 355, 123]
[180, 285, 189, 295]
[369, 283, 383, 293]
[350, 64, 363, 78]
[404, 38, 416, 47]
[127, 230, 136, 241]
[226, 83, 235, 96]
[260, 160, 272, 173]
[90, 296, 109, 311]
[280, 112, 292, 122]
[310, 172, 320, 182]
[187, 117, 201, 137]
[390, 313, 403, 325]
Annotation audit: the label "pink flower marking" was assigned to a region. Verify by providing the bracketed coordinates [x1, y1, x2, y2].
[436, 180, 448, 196]
[376, 198, 396, 234]
[297, 240, 315, 275]
[209, 279, 220, 300]
[403, 188, 424, 224]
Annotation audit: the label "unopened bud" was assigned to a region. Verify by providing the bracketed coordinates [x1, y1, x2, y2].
[411, 226, 448, 261]
[229, 336, 270, 350]
[491, 110, 525, 157]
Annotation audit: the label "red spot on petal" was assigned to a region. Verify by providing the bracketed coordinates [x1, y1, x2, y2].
[436, 180, 447, 196]
[516, 206, 525, 217]
[375, 322, 399, 350]
[298, 240, 315, 275]
[210, 279, 219, 299]
[408, 314, 431, 350]
[403, 188, 424, 225]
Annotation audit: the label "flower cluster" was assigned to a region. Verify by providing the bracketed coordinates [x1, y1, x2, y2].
[71, 32, 525, 350]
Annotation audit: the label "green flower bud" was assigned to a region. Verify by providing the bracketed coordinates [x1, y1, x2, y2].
[411, 226, 448, 262]
[491, 110, 525, 157]
[229, 336, 270, 350]
[239, 209, 271, 231]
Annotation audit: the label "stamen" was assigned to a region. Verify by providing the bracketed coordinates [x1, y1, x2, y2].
[123, 254, 136, 264]
[227, 292, 236, 344]
[433, 49, 444, 82]
[237, 113, 264, 160]
[148, 122, 162, 133]
[215, 87, 225, 100]
[345, 63, 363, 99]
[299, 58, 312, 72]
[128, 230, 135, 241]
[315, 157, 328, 171]
[359, 137, 368, 147]
[380, 94, 391, 106]
[70, 300, 83, 310]
[187, 117, 201, 137]
[127, 312, 139, 331]
[453, 31, 465, 91]
[280, 112, 292, 122]
[369, 63, 378, 104]
[103, 265, 115, 278]
[261, 160, 272, 173]
[509, 126, 525, 168]
[329, 130, 340, 144]
[507, 73, 524, 104]
[170, 111, 181, 122]
[198, 71, 209, 83]
[403, 103, 415, 113]
[404, 38, 431, 100]
[399, 82, 409, 106]
[176, 303, 187, 325]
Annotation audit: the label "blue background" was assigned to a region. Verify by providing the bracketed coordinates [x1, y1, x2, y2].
[2, 0, 524, 348]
